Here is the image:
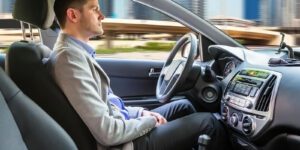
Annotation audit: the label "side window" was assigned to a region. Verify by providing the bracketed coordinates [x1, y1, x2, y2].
[0, 0, 17, 54]
[93, 2, 187, 60]
[0, 0, 188, 61]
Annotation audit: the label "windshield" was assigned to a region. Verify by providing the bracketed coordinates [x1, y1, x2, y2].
[171, 0, 300, 48]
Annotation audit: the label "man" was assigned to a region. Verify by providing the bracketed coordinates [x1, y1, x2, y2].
[51, 0, 229, 149]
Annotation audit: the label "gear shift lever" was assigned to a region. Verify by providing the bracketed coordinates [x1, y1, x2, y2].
[198, 134, 211, 150]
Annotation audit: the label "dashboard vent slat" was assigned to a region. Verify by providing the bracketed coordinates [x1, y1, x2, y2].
[255, 75, 277, 112]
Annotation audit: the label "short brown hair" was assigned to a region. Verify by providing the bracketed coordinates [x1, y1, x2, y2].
[54, 0, 87, 28]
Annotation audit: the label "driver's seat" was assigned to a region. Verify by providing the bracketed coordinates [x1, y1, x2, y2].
[6, 0, 97, 149]
[0, 67, 77, 150]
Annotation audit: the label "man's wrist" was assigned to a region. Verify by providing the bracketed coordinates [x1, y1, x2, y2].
[138, 108, 146, 117]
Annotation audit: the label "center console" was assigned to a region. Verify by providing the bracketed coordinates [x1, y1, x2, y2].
[221, 68, 281, 138]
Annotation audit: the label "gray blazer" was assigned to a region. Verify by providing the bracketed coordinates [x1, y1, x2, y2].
[51, 33, 156, 150]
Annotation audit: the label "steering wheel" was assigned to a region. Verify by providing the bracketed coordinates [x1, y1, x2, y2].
[156, 33, 198, 103]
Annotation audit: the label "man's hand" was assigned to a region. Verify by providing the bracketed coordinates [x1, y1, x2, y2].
[142, 110, 167, 126]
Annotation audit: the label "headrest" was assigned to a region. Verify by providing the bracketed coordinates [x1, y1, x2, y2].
[13, 0, 55, 29]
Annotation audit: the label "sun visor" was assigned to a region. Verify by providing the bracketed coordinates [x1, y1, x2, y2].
[12, 0, 55, 29]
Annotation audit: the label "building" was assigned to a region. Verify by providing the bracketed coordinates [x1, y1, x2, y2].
[173, 0, 204, 18]
[205, 0, 244, 20]
[260, 0, 300, 27]
[260, 0, 278, 26]
[279, 0, 300, 27]
[244, 0, 260, 22]
[0, 0, 3, 13]
[0, 0, 15, 13]
[112, 0, 204, 21]
[131, 2, 170, 20]
[99, 0, 114, 18]
[112, 0, 133, 19]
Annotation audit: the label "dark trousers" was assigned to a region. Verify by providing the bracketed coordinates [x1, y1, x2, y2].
[133, 99, 230, 150]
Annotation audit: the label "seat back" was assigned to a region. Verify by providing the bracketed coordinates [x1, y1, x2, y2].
[7, 40, 97, 150]
[0, 67, 77, 150]
[6, 0, 97, 149]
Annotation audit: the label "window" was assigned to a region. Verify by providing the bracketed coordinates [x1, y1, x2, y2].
[0, 0, 17, 54]
[93, 19, 182, 60]
[94, 2, 185, 60]
[295, 0, 300, 19]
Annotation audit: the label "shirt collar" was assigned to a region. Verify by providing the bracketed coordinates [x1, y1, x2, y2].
[68, 35, 96, 58]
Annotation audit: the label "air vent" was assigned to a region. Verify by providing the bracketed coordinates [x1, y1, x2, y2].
[242, 116, 253, 134]
[255, 75, 277, 112]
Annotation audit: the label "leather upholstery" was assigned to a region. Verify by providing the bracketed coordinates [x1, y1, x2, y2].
[13, 0, 55, 29]
[8, 0, 97, 148]
[6, 41, 97, 150]
[0, 67, 77, 150]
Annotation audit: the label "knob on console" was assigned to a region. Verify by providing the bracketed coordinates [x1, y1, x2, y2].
[230, 113, 239, 127]
[245, 101, 253, 109]
[242, 116, 254, 134]
[221, 106, 229, 121]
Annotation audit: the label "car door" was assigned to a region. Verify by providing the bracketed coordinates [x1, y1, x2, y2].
[97, 58, 164, 108]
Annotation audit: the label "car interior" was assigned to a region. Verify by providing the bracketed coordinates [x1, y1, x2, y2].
[2, 0, 300, 150]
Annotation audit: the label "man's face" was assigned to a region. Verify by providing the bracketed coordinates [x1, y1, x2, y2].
[78, 0, 105, 37]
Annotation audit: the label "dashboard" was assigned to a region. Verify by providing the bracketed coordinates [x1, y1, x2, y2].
[205, 45, 300, 150]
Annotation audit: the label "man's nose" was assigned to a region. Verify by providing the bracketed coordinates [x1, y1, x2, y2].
[98, 11, 105, 20]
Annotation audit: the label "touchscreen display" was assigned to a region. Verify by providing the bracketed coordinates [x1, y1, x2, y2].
[240, 70, 270, 79]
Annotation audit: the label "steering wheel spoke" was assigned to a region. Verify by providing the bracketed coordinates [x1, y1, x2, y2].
[159, 74, 180, 96]
[174, 62, 184, 76]
[160, 65, 170, 76]
[164, 60, 180, 80]
[159, 79, 168, 95]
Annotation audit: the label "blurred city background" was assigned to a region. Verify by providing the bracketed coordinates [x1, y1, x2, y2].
[1, 0, 300, 59]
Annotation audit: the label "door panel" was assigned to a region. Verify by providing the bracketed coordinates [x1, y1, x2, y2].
[96, 58, 164, 99]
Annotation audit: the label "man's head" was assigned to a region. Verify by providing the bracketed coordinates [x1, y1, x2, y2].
[54, 0, 105, 40]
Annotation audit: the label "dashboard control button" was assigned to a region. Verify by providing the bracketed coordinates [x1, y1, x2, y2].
[224, 96, 231, 103]
[229, 82, 236, 91]
[233, 83, 252, 96]
[256, 81, 263, 87]
[250, 87, 258, 97]
[239, 100, 246, 107]
[245, 101, 253, 109]
[230, 98, 236, 105]
[221, 106, 229, 121]
[245, 86, 252, 95]
[230, 113, 239, 127]
[238, 113, 243, 121]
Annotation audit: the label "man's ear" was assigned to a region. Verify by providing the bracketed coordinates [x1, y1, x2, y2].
[66, 8, 80, 23]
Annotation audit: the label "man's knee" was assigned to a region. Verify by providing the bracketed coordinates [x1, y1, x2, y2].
[173, 99, 196, 113]
[189, 113, 217, 133]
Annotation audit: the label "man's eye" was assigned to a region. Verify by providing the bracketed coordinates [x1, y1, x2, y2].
[94, 8, 99, 12]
